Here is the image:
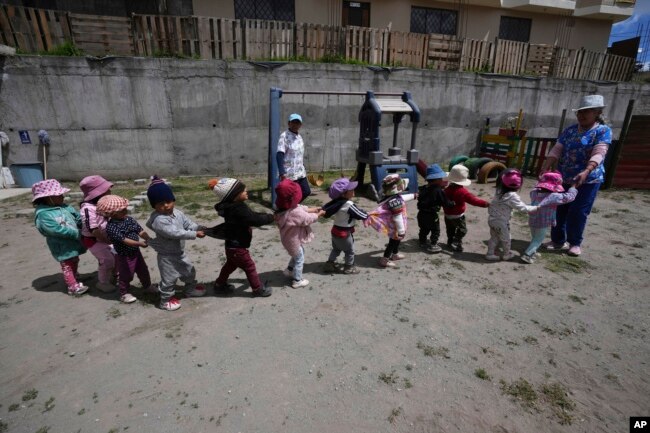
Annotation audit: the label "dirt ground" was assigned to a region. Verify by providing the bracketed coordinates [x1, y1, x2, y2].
[0, 175, 648, 433]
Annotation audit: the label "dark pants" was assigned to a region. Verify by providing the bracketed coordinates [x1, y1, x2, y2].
[116, 250, 151, 296]
[551, 182, 600, 247]
[215, 247, 262, 291]
[445, 215, 467, 245]
[295, 177, 311, 203]
[383, 238, 401, 258]
[417, 210, 440, 244]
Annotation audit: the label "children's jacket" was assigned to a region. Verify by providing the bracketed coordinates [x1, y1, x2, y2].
[365, 193, 415, 239]
[528, 187, 578, 228]
[417, 184, 454, 212]
[443, 184, 489, 216]
[215, 201, 274, 249]
[275, 205, 319, 257]
[323, 197, 368, 237]
[488, 191, 538, 224]
[146, 208, 199, 255]
[34, 204, 86, 261]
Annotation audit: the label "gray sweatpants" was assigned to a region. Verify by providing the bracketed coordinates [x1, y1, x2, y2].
[157, 252, 197, 302]
[328, 234, 355, 266]
[487, 220, 511, 256]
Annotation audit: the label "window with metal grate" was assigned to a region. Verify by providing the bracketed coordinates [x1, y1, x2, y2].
[498, 16, 532, 42]
[234, 0, 295, 21]
[410, 7, 457, 35]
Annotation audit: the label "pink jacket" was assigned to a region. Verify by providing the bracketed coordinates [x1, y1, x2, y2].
[275, 205, 319, 257]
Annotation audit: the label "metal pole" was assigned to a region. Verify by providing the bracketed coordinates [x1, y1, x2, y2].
[603, 99, 635, 190]
[279, 91, 404, 96]
[557, 108, 567, 137]
[269, 87, 282, 207]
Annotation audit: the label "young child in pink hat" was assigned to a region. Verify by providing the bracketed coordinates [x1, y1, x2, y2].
[32, 179, 89, 296]
[521, 172, 578, 264]
[79, 175, 116, 293]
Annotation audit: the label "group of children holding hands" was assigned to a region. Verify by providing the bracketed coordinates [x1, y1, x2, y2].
[31, 162, 576, 310]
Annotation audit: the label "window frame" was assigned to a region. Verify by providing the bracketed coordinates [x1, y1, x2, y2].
[409, 6, 458, 36]
[498, 15, 532, 43]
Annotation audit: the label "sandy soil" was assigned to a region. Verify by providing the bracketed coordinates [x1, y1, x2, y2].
[0, 178, 648, 433]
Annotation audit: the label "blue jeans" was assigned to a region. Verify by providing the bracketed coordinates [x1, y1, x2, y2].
[525, 227, 548, 256]
[288, 246, 305, 281]
[551, 182, 600, 247]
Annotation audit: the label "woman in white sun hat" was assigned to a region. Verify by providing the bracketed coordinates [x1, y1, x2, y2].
[541, 94, 612, 256]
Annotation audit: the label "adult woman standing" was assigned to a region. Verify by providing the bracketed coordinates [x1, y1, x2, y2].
[541, 94, 612, 256]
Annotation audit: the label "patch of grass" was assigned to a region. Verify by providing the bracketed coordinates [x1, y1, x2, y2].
[8, 403, 20, 411]
[417, 341, 450, 358]
[387, 407, 402, 424]
[43, 397, 55, 412]
[106, 306, 122, 319]
[541, 383, 575, 425]
[316, 370, 323, 379]
[0, 420, 6, 433]
[35, 427, 50, 433]
[77, 408, 86, 415]
[523, 336, 538, 345]
[542, 254, 592, 273]
[39, 41, 83, 56]
[568, 295, 584, 304]
[378, 370, 398, 385]
[500, 378, 537, 409]
[22, 389, 38, 401]
[475, 368, 491, 381]
[403, 378, 413, 388]
[611, 353, 621, 359]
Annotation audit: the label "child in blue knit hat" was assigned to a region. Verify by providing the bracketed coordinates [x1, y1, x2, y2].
[145, 176, 206, 311]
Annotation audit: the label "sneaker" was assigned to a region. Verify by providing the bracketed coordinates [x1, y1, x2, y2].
[567, 245, 582, 256]
[213, 283, 235, 294]
[68, 283, 89, 296]
[185, 284, 206, 297]
[160, 297, 181, 311]
[451, 243, 463, 252]
[502, 252, 516, 261]
[532, 252, 541, 260]
[428, 243, 442, 253]
[343, 265, 360, 274]
[324, 261, 340, 274]
[120, 293, 137, 303]
[291, 279, 310, 289]
[144, 283, 159, 294]
[379, 257, 396, 268]
[544, 241, 569, 250]
[96, 282, 117, 293]
[282, 268, 294, 278]
[520, 254, 534, 264]
[391, 253, 405, 260]
[485, 254, 500, 261]
[251, 284, 272, 297]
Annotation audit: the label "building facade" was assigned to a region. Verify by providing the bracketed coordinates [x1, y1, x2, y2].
[192, 0, 635, 52]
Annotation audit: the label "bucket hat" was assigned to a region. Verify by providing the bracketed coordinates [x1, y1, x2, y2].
[500, 168, 523, 189]
[425, 164, 447, 180]
[328, 177, 358, 200]
[573, 95, 605, 112]
[79, 175, 113, 202]
[447, 165, 471, 186]
[536, 171, 564, 192]
[96, 195, 129, 216]
[31, 179, 70, 202]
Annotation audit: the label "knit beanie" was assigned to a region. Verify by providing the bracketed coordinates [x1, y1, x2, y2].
[211, 177, 246, 204]
[275, 179, 301, 211]
[147, 175, 175, 207]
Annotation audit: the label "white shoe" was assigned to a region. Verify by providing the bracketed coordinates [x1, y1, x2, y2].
[502, 252, 517, 261]
[391, 253, 405, 260]
[291, 279, 309, 289]
[160, 297, 181, 311]
[120, 293, 137, 304]
[379, 257, 396, 268]
[485, 254, 500, 261]
[68, 283, 89, 296]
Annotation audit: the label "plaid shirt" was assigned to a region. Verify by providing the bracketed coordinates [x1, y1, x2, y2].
[528, 188, 578, 228]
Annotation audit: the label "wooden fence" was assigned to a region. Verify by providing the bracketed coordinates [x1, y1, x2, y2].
[0, 4, 637, 81]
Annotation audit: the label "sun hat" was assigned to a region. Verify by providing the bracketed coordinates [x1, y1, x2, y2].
[536, 171, 564, 192]
[31, 179, 70, 202]
[500, 168, 523, 189]
[382, 174, 408, 196]
[288, 113, 303, 123]
[573, 95, 606, 112]
[79, 175, 113, 202]
[211, 177, 246, 204]
[275, 178, 302, 210]
[146, 175, 175, 207]
[328, 177, 358, 200]
[96, 195, 129, 216]
[425, 164, 447, 180]
[447, 165, 471, 186]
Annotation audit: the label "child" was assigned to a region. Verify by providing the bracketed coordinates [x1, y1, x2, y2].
[443, 164, 489, 252]
[145, 176, 206, 311]
[32, 179, 89, 296]
[322, 177, 368, 274]
[79, 175, 116, 293]
[98, 195, 155, 304]
[417, 164, 455, 253]
[275, 179, 325, 288]
[485, 169, 539, 261]
[521, 172, 578, 264]
[364, 174, 417, 268]
[210, 178, 274, 297]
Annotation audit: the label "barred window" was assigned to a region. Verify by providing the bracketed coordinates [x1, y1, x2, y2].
[498, 16, 532, 42]
[410, 7, 457, 35]
[234, 0, 295, 21]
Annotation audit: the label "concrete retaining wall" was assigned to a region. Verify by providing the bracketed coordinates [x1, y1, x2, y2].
[1, 55, 649, 180]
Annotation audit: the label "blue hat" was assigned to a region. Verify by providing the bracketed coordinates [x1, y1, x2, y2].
[147, 175, 175, 207]
[425, 164, 447, 180]
[288, 113, 302, 123]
